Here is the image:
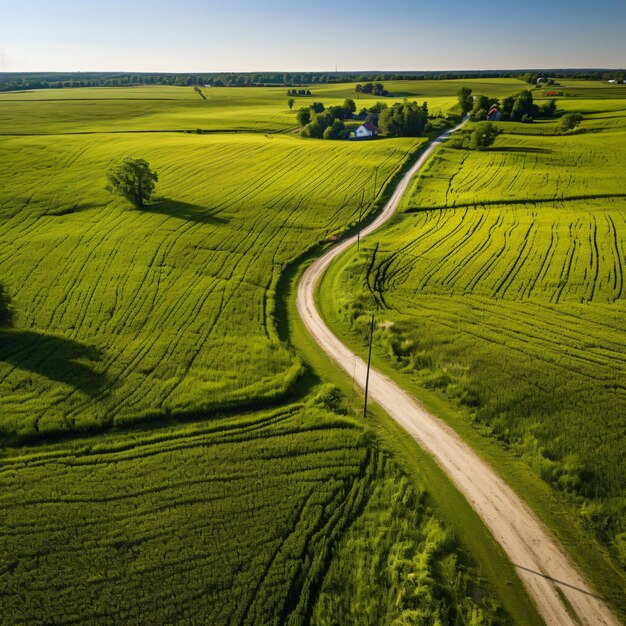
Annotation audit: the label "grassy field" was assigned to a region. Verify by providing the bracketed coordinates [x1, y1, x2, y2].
[0, 80, 542, 623]
[0, 121, 426, 440]
[320, 85, 626, 602]
[0, 80, 523, 135]
[0, 401, 506, 625]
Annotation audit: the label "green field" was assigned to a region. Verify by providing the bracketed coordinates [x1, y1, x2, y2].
[0, 104, 427, 439]
[321, 85, 626, 588]
[0, 401, 505, 624]
[1, 80, 543, 623]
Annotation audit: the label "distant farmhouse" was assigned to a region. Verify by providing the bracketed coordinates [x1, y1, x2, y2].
[354, 121, 379, 139]
[487, 105, 502, 121]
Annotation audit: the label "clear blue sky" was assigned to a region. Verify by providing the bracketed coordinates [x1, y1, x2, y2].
[1, 0, 624, 72]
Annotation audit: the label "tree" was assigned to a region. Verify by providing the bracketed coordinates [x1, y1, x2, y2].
[288, 98, 295, 109]
[510, 90, 538, 121]
[502, 96, 515, 116]
[538, 98, 557, 117]
[106, 158, 158, 208]
[310, 102, 325, 113]
[343, 98, 356, 113]
[457, 87, 473, 113]
[323, 119, 345, 140]
[379, 100, 428, 137]
[559, 112, 583, 132]
[296, 107, 311, 127]
[469, 122, 500, 150]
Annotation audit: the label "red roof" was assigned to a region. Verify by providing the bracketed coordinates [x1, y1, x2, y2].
[362, 121, 379, 132]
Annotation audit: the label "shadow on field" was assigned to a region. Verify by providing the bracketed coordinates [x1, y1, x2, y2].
[490, 146, 553, 154]
[46, 202, 103, 217]
[146, 199, 227, 225]
[0, 329, 106, 395]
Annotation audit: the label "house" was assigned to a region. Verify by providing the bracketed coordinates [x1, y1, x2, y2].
[486, 106, 502, 121]
[354, 121, 379, 139]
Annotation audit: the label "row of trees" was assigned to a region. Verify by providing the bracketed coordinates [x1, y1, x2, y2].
[379, 101, 429, 137]
[295, 98, 433, 139]
[355, 82, 388, 96]
[459, 88, 558, 123]
[3, 69, 624, 93]
[520, 70, 625, 84]
[287, 89, 312, 96]
[296, 99, 358, 139]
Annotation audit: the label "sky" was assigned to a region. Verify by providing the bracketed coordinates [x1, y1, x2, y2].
[1, 0, 625, 73]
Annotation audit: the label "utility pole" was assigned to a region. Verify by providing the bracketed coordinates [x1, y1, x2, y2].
[363, 314, 375, 419]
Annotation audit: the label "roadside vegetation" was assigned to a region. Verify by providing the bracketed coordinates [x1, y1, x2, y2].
[321, 88, 626, 589]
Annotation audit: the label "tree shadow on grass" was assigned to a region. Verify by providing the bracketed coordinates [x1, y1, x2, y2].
[46, 201, 104, 217]
[0, 329, 106, 396]
[145, 199, 228, 225]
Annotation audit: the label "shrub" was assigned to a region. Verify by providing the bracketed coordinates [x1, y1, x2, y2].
[469, 122, 500, 150]
[559, 112, 583, 132]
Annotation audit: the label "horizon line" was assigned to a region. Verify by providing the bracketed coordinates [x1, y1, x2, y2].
[1, 67, 624, 76]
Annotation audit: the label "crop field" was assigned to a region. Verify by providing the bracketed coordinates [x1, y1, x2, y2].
[0, 401, 502, 624]
[0, 80, 525, 136]
[324, 88, 626, 572]
[0, 79, 533, 623]
[0, 121, 426, 439]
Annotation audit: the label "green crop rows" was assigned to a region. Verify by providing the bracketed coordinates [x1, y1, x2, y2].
[0, 101, 427, 439]
[1, 81, 528, 623]
[325, 83, 626, 580]
[0, 402, 503, 625]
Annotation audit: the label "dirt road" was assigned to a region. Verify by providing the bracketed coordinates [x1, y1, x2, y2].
[296, 123, 620, 625]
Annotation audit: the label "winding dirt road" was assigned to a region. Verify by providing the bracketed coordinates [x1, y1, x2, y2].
[296, 124, 620, 625]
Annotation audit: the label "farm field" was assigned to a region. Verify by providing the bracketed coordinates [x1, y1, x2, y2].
[0, 79, 541, 623]
[0, 401, 504, 624]
[321, 86, 626, 591]
[0, 80, 519, 135]
[0, 116, 426, 440]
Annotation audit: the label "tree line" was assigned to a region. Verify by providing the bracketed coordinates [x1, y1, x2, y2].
[452, 86, 585, 151]
[458, 87, 559, 123]
[295, 99, 433, 140]
[355, 82, 388, 96]
[2, 69, 623, 92]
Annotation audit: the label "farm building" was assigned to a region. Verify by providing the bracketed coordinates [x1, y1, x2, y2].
[354, 121, 379, 138]
[487, 106, 502, 121]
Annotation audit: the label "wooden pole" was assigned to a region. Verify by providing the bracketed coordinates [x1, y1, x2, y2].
[363, 314, 375, 419]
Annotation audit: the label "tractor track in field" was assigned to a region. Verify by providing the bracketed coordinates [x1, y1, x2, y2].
[296, 120, 620, 626]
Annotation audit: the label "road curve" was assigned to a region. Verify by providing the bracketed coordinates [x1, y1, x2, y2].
[296, 123, 620, 626]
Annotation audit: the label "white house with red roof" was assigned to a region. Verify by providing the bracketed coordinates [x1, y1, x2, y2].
[354, 121, 379, 138]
